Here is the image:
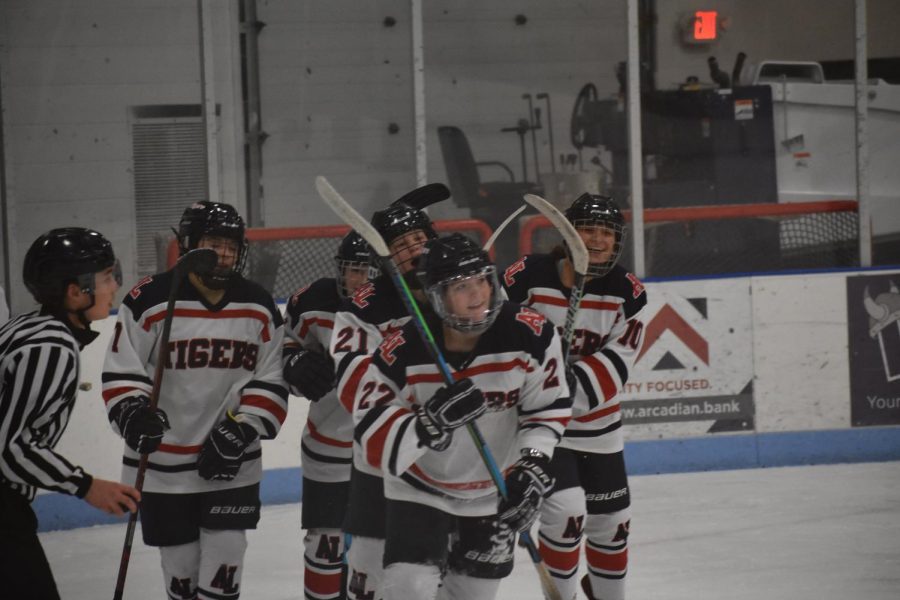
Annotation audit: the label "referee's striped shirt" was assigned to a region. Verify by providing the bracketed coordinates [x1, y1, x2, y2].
[0, 312, 93, 502]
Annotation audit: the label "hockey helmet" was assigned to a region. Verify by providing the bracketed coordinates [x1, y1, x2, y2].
[418, 233, 502, 334]
[564, 193, 626, 278]
[176, 201, 248, 288]
[334, 231, 380, 297]
[23, 227, 121, 308]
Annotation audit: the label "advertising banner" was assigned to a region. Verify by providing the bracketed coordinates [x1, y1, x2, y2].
[621, 279, 755, 440]
[847, 274, 900, 426]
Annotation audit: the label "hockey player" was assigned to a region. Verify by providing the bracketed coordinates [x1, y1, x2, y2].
[330, 186, 446, 600]
[283, 231, 379, 600]
[103, 202, 289, 600]
[0, 228, 139, 599]
[347, 233, 571, 599]
[504, 193, 647, 600]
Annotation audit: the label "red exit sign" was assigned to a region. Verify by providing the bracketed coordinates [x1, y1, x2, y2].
[693, 11, 718, 41]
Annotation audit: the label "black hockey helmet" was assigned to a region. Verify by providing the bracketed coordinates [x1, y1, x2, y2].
[334, 231, 380, 297]
[370, 203, 437, 247]
[564, 192, 626, 277]
[418, 233, 502, 334]
[176, 201, 248, 288]
[370, 183, 449, 247]
[23, 227, 121, 308]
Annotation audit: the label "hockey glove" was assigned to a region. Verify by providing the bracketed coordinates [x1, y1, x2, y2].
[283, 347, 335, 401]
[414, 378, 486, 451]
[110, 396, 170, 454]
[497, 450, 555, 532]
[197, 413, 259, 481]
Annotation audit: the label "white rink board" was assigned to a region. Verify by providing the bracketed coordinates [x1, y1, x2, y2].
[48, 267, 900, 489]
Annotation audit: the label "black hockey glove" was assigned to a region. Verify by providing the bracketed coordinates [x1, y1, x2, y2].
[283, 347, 335, 401]
[110, 396, 170, 454]
[415, 378, 487, 451]
[497, 450, 555, 532]
[197, 413, 259, 481]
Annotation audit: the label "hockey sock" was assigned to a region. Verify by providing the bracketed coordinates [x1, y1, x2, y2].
[583, 508, 630, 600]
[537, 486, 586, 600]
[303, 527, 345, 599]
[345, 535, 384, 600]
[382, 562, 441, 600]
[196, 528, 247, 600]
[160, 541, 200, 600]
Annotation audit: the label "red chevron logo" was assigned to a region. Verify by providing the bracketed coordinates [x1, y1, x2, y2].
[637, 303, 709, 365]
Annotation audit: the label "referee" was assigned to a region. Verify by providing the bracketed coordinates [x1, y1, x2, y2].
[0, 228, 141, 599]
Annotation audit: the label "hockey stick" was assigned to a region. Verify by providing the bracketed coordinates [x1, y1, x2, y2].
[112, 248, 218, 600]
[523, 194, 589, 362]
[483, 204, 527, 253]
[315, 177, 563, 600]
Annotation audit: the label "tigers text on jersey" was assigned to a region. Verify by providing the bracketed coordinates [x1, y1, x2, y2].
[504, 254, 647, 454]
[345, 302, 572, 517]
[0, 313, 93, 501]
[103, 272, 288, 494]
[330, 275, 413, 476]
[285, 277, 351, 483]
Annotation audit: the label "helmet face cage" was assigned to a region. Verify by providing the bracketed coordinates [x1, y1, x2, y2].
[334, 232, 380, 297]
[419, 233, 502, 334]
[23, 227, 118, 307]
[565, 193, 627, 278]
[426, 266, 503, 334]
[177, 202, 248, 287]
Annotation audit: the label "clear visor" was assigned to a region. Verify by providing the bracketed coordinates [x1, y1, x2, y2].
[426, 265, 502, 333]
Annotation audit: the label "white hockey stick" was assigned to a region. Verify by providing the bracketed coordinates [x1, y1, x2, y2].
[483, 204, 527, 253]
[315, 176, 562, 600]
[523, 193, 589, 361]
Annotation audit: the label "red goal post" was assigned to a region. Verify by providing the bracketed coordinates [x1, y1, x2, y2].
[519, 200, 859, 277]
[166, 218, 494, 299]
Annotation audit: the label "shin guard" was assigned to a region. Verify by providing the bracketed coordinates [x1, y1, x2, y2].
[583, 508, 630, 600]
[303, 527, 345, 600]
[160, 541, 201, 600]
[537, 486, 585, 600]
[197, 529, 248, 600]
[382, 562, 441, 600]
[346, 536, 384, 600]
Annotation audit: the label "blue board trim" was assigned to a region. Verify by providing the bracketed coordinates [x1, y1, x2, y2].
[34, 426, 900, 532]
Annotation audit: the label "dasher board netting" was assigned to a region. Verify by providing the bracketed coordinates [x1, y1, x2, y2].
[524, 203, 859, 278]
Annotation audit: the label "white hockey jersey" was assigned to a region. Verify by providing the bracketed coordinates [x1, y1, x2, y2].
[284, 277, 352, 483]
[102, 271, 288, 494]
[504, 254, 647, 454]
[348, 302, 572, 517]
[330, 275, 413, 477]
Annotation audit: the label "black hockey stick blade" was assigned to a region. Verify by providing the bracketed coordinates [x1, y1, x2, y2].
[391, 182, 450, 210]
[173, 247, 218, 278]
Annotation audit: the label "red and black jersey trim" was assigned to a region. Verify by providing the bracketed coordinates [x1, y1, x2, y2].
[124, 270, 283, 326]
[564, 420, 622, 438]
[101, 372, 153, 386]
[285, 277, 340, 330]
[301, 441, 352, 465]
[574, 366, 600, 410]
[387, 416, 414, 477]
[243, 379, 288, 400]
[122, 449, 262, 472]
[601, 348, 629, 384]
